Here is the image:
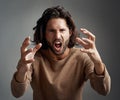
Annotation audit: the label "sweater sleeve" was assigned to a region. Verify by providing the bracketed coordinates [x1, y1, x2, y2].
[85, 63, 111, 96]
[11, 68, 32, 98]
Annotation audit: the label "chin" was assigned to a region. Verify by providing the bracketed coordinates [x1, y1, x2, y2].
[53, 48, 65, 55]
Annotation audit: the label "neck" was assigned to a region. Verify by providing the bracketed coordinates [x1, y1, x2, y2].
[48, 48, 70, 61]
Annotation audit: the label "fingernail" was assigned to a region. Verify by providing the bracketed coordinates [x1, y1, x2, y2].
[80, 28, 84, 30]
[82, 37, 86, 40]
[80, 48, 84, 51]
[39, 43, 42, 45]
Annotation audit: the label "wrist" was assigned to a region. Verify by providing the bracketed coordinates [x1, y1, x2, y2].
[94, 62, 105, 75]
[15, 70, 27, 83]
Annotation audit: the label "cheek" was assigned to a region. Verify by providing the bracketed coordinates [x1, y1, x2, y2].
[45, 33, 53, 43]
[63, 33, 71, 41]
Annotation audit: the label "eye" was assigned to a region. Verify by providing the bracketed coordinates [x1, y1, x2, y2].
[60, 29, 66, 33]
[47, 29, 55, 34]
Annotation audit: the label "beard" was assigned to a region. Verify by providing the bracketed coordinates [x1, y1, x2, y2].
[46, 39, 69, 55]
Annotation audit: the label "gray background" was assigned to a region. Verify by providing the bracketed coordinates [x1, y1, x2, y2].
[0, 0, 119, 100]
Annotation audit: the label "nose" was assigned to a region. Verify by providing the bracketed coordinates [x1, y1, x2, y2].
[55, 31, 61, 39]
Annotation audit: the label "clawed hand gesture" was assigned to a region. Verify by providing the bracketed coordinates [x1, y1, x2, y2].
[75, 28, 102, 64]
[18, 36, 42, 71]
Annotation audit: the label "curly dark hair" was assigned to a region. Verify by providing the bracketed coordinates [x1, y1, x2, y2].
[33, 5, 77, 49]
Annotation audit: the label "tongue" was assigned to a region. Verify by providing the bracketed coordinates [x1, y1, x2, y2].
[55, 44, 60, 48]
[54, 44, 62, 52]
[53, 40, 62, 51]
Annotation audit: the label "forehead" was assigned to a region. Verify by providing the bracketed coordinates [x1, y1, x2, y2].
[46, 18, 68, 28]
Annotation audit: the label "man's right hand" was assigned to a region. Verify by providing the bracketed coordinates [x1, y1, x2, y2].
[15, 36, 42, 82]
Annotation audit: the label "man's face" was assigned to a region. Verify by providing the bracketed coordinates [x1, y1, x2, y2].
[45, 18, 71, 55]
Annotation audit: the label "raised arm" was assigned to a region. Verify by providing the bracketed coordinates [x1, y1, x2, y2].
[11, 36, 42, 98]
[76, 28, 111, 95]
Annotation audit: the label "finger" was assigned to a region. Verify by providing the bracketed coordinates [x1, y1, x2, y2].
[21, 36, 31, 53]
[20, 56, 34, 65]
[26, 59, 35, 63]
[80, 48, 93, 54]
[76, 37, 88, 47]
[22, 52, 35, 63]
[80, 28, 95, 41]
[82, 38, 94, 45]
[23, 59, 35, 65]
[33, 43, 42, 54]
[21, 48, 33, 58]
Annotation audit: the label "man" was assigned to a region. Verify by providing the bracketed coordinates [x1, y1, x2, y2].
[11, 6, 111, 100]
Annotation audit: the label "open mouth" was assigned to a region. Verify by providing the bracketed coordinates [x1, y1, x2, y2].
[53, 40, 62, 51]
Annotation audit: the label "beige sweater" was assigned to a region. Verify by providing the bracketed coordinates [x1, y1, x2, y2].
[11, 48, 111, 100]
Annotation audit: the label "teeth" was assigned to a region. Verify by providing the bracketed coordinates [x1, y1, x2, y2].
[54, 41, 61, 48]
[55, 42, 60, 44]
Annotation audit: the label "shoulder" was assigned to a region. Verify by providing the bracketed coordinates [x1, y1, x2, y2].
[70, 47, 92, 62]
[33, 51, 47, 65]
[32, 51, 44, 70]
[34, 51, 42, 59]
